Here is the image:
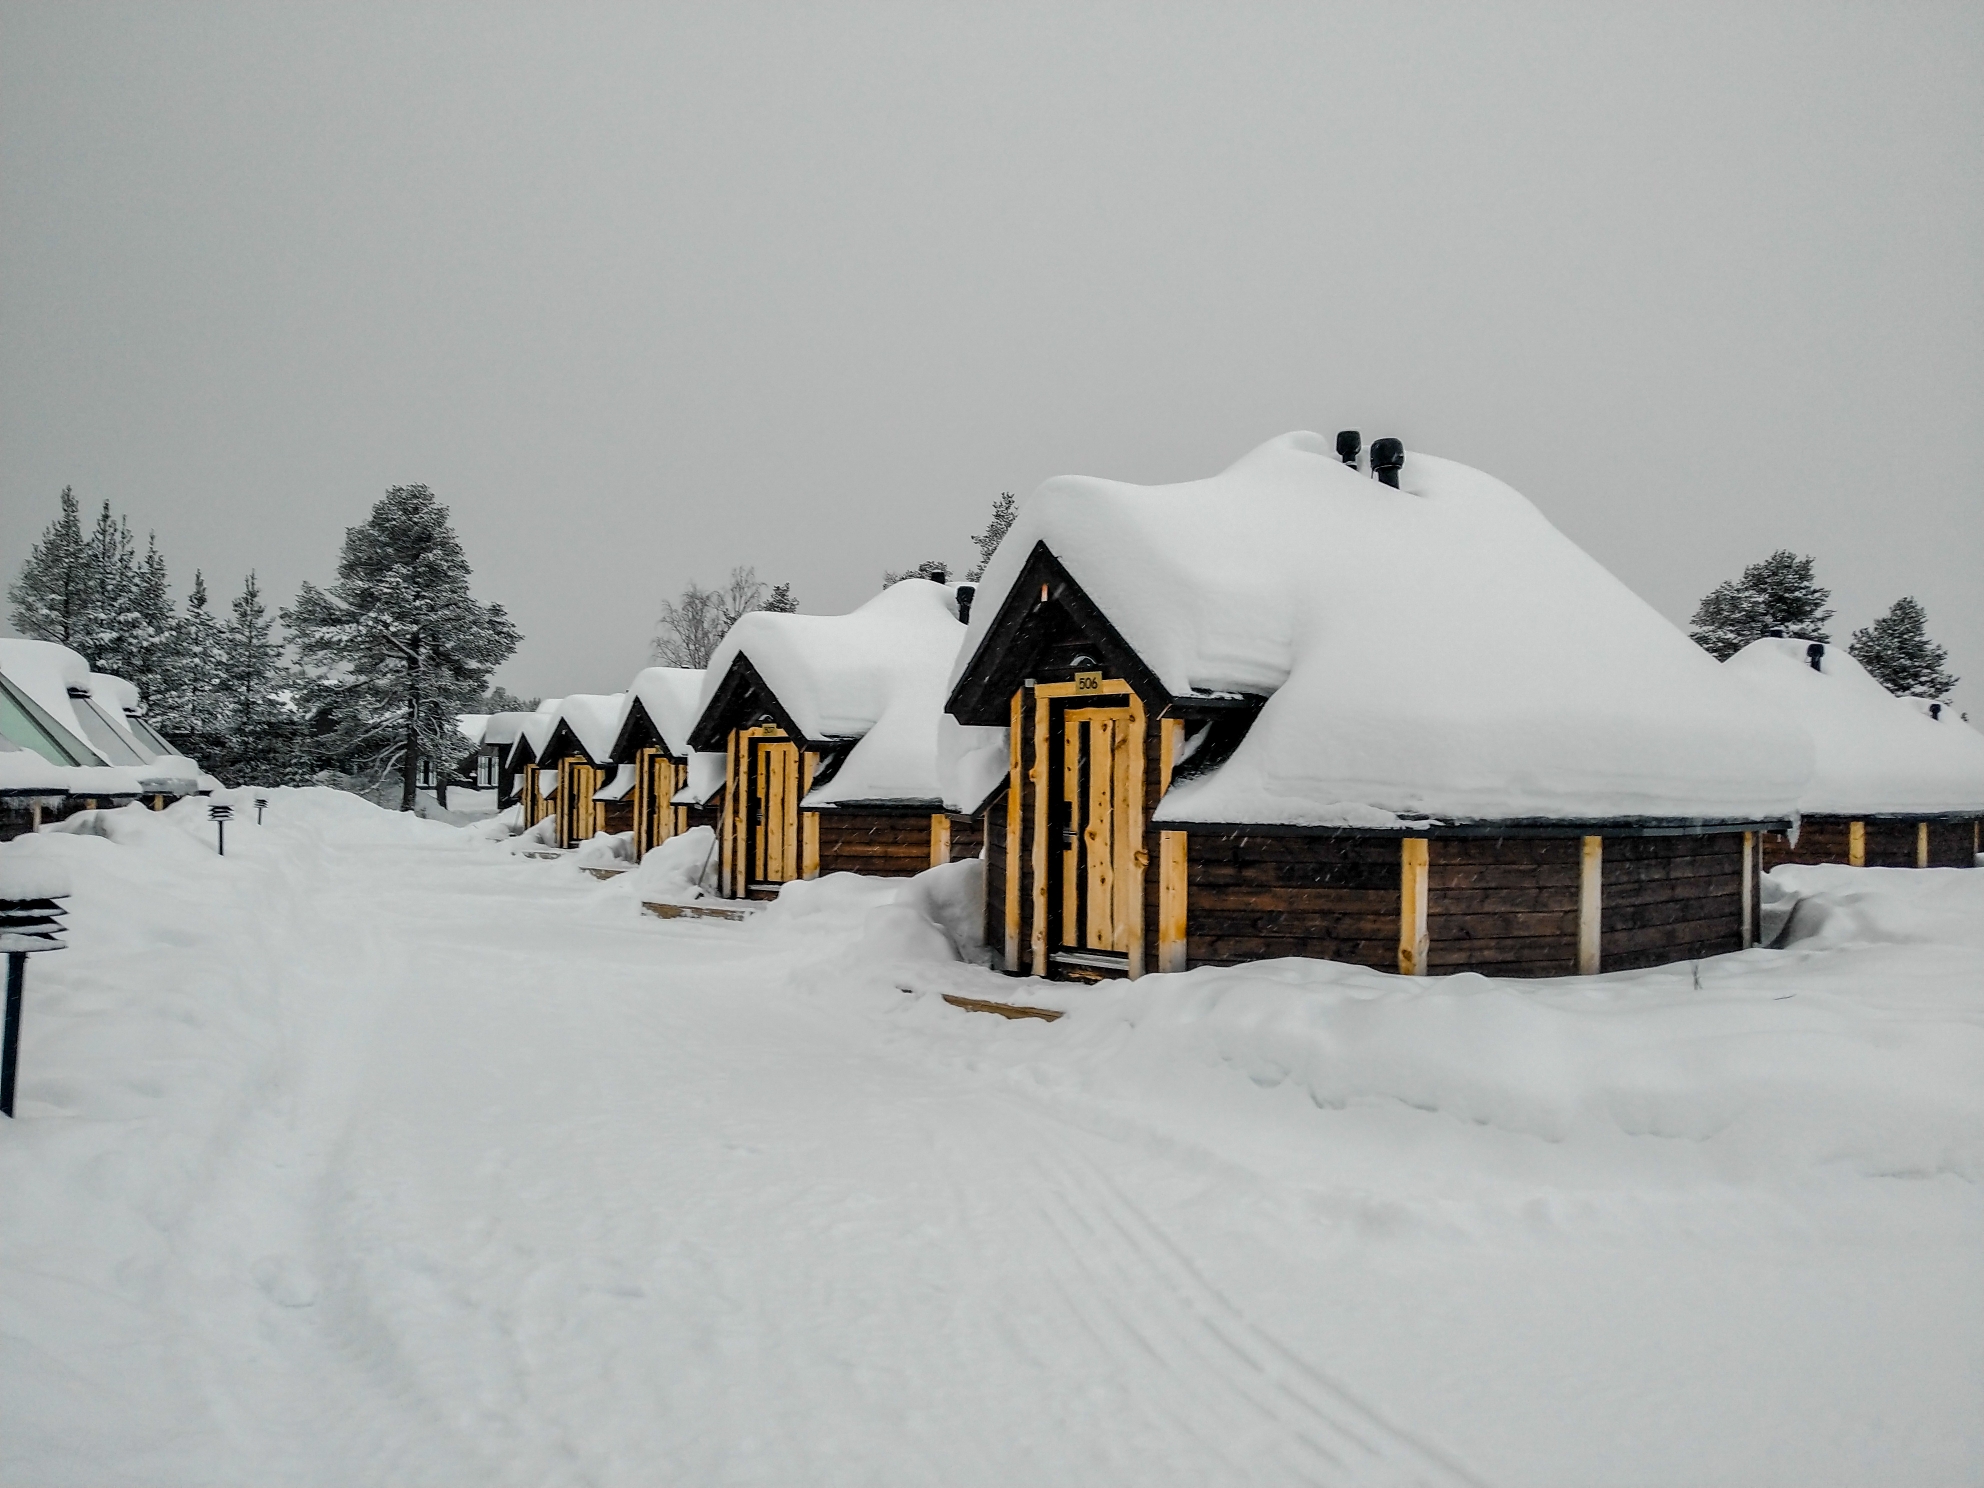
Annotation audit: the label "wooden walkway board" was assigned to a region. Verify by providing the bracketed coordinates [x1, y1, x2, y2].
[938, 992, 1065, 1022]
[642, 901, 752, 923]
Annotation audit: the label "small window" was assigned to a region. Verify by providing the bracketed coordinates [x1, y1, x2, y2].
[417, 757, 435, 788]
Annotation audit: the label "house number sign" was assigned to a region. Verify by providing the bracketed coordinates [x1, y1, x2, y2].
[1075, 670, 1102, 692]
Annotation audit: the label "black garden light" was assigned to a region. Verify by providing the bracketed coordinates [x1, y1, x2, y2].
[254, 797, 268, 825]
[1, 882, 69, 1118]
[209, 802, 234, 855]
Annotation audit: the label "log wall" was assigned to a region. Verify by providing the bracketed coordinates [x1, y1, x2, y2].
[984, 798, 1008, 951]
[1598, 834, 1745, 970]
[1929, 819, 1980, 868]
[947, 812, 985, 862]
[1423, 836, 1582, 976]
[1184, 833, 1402, 970]
[815, 812, 933, 878]
[1764, 815, 1981, 869]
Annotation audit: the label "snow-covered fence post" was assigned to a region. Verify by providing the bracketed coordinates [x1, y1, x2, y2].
[0, 876, 70, 1119]
[209, 802, 233, 855]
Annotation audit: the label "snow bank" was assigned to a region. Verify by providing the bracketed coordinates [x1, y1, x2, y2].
[594, 825, 722, 902]
[1725, 638, 1984, 815]
[697, 580, 965, 805]
[954, 433, 1812, 826]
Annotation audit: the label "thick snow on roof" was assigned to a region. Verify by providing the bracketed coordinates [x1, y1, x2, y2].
[1724, 638, 1984, 816]
[698, 580, 966, 806]
[619, 668, 706, 757]
[478, 711, 536, 748]
[0, 639, 103, 761]
[506, 701, 563, 767]
[956, 432, 1811, 827]
[549, 694, 625, 764]
[0, 642, 199, 794]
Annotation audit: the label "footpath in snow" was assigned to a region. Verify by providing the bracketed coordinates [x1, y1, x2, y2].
[0, 789, 1979, 1487]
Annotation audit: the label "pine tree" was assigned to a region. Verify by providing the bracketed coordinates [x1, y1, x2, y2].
[117, 535, 177, 699]
[285, 485, 520, 811]
[214, 572, 307, 786]
[966, 491, 1018, 582]
[762, 582, 798, 614]
[151, 570, 231, 753]
[7, 486, 89, 647]
[1688, 550, 1833, 660]
[1848, 597, 1958, 699]
[73, 501, 143, 675]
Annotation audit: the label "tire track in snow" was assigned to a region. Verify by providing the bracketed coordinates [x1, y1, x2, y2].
[1028, 1141, 1486, 1488]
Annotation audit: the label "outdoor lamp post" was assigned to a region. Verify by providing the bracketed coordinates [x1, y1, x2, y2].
[210, 802, 234, 855]
[254, 797, 268, 825]
[1, 885, 69, 1118]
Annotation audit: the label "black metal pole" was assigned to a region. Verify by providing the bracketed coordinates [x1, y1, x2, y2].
[2, 951, 24, 1118]
[217, 818, 226, 856]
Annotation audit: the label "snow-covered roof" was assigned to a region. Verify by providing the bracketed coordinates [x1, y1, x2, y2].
[0, 640, 200, 794]
[950, 432, 1812, 828]
[615, 667, 706, 758]
[505, 700, 565, 767]
[544, 693, 625, 764]
[693, 580, 967, 806]
[478, 711, 535, 749]
[1724, 638, 1984, 816]
[456, 713, 491, 748]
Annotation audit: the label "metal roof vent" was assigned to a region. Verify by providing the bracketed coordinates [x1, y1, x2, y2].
[1335, 430, 1361, 469]
[955, 585, 975, 625]
[1807, 642, 1825, 671]
[1370, 438, 1405, 488]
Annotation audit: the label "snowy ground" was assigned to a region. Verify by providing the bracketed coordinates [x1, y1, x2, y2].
[1, 791, 1979, 1487]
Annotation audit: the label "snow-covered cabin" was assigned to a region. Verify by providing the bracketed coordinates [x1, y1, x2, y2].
[944, 432, 1811, 981]
[475, 710, 538, 807]
[0, 639, 204, 837]
[1725, 637, 1983, 868]
[686, 579, 979, 898]
[502, 701, 563, 829]
[604, 668, 726, 859]
[536, 693, 626, 847]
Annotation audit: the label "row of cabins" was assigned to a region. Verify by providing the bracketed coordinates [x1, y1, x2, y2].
[512, 431, 1984, 982]
[0, 638, 207, 838]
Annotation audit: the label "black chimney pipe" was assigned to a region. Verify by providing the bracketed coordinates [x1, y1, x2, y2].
[1807, 642, 1825, 672]
[1335, 430, 1361, 468]
[956, 584, 975, 625]
[1370, 438, 1405, 488]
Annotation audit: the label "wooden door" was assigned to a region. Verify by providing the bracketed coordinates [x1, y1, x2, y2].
[636, 747, 676, 857]
[1054, 702, 1140, 970]
[749, 735, 802, 889]
[559, 758, 601, 847]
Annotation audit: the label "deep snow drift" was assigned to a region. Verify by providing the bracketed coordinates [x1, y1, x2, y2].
[0, 791, 1978, 1486]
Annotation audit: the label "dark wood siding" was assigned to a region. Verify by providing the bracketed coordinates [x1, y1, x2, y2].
[599, 799, 634, 835]
[984, 799, 1007, 957]
[1142, 722, 1164, 975]
[1425, 836, 1581, 977]
[947, 812, 984, 862]
[1862, 819, 1919, 868]
[1017, 690, 1040, 969]
[1185, 833, 1401, 970]
[1761, 817, 1854, 869]
[684, 800, 723, 834]
[1930, 818, 1980, 868]
[1600, 833, 1744, 971]
[816, 812, 932, 878]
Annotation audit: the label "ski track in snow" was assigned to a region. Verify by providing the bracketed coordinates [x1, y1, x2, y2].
[4, 799, 1980, 1486]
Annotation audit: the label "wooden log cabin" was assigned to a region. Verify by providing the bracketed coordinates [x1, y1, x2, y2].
[503, 706, 562, 830]
[605, 668, 727, 859]
[1724, 637, 1983, 869]
[686, 579, 983, 900]
[535, 693, 626, 849]
[942, 431, 1814, 982]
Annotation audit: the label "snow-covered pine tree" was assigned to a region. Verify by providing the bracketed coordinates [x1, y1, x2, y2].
[150, 570, 231, 755]
[1848, 597, 1958, 699]
[762, 582, 798, 614]
[72, 501, 144, 677]
[7, 486, 89, 647]
[211, 572, 309, 787]
[1688, 550, 1834, 660]
[966, 492, 1018, 582]
[115, 535, 178, 701]
[285, 485, 521, 811]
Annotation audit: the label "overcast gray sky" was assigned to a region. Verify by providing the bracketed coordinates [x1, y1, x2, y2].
[4, 1, 1980, 709]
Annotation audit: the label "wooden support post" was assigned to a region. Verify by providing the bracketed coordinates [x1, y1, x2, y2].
[1123, 696, 1146, 979]
[1005, 689, 1024, 972]
[1030, 685, 1050, 978]
[1398, 838, 1430, 976]
[1916, 821, 1930, 869]
[1577, 835, 1603, 975]
[930, 813, 951, 868]
[1156, 718, 1188, 974]
[1741, 831, 1756, 948]
[1848, 820, 1866, 867]
[801, 753, 820, 879]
